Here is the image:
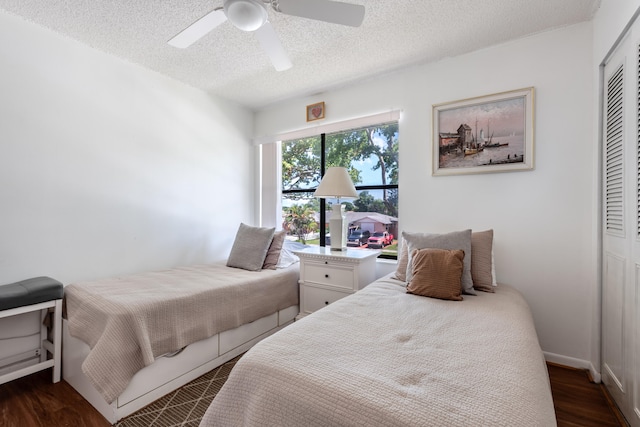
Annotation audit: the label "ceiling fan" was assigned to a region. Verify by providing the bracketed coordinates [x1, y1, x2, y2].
[168, 0, 365, 71]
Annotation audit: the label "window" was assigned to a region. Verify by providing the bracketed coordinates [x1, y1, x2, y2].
[281, 121, 399, 258]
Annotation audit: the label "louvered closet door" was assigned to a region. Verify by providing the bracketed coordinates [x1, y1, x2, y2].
[602, 20, 640, 427]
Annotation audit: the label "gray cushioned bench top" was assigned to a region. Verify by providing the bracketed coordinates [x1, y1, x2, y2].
[0, 277, 63, 311]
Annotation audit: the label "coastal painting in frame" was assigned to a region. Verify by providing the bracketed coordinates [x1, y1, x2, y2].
[432, 87, 534, 176]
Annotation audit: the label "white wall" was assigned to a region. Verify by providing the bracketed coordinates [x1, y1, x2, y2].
[0, 10, 255, 286]
[256, 23, 597, 367]
[594, 0, 640, 61]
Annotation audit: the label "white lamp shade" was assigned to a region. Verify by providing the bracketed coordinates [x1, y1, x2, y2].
[313, 167, 358, 199]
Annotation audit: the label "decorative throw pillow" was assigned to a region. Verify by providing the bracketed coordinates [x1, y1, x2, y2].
[471, 229, 495, 292]
[407, 248, 464, 301]
[262, 230, 286, 270]
[227, 223, 275, 271]
[393, 237, 409, 282]
[403, 229, 476, 295]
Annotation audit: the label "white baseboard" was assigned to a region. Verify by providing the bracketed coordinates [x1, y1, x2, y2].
[544, 351, 601, 383]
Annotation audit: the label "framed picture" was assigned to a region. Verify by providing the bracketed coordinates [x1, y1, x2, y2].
[306, 102, 325, 122]
[432, 87, 534, 176]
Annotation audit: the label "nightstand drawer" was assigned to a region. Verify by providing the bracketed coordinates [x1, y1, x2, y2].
[303, 286, 350, 313]
[294, 247, 381, 319]
[305, 263, 354, 290]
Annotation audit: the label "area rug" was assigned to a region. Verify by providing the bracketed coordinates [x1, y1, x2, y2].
[113, 355, 241, 427]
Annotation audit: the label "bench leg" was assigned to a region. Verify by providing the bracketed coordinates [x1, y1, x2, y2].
[38, 301, 62, 383]
[52, 299, 62, 383]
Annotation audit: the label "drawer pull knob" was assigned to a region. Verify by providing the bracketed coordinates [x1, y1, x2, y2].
[325, 301, 329, 305]
[325, 274, 329, 278]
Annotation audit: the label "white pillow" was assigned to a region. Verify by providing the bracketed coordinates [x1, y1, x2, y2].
[276, 240, 309, 268]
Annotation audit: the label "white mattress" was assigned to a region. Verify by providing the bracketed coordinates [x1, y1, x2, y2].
[201, 274, 556, 426]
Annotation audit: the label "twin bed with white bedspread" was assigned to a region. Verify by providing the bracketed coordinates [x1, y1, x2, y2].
[62, 261, 300, 423]
[201, 273, 557, 426]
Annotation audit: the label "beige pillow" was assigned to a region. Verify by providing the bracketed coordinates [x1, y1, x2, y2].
[471, 230, 495, 292]
[407, 248, 464, 301]
[262, 230, 286, 270]
[226, 223, 275, 271]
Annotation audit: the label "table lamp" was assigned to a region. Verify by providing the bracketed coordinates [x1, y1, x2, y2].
[314, 167, 358, 251]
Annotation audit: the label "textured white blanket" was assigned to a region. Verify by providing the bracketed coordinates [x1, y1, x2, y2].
[64, 263, 299, 404]
[201, 275, 556, 426]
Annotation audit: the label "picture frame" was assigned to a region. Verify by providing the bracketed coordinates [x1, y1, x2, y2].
[306, 102, 325, 122]
[432, 87, 534, 176]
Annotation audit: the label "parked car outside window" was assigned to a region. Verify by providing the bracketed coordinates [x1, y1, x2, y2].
[347, 230, 371, 247]
[367, 231, 394, 249]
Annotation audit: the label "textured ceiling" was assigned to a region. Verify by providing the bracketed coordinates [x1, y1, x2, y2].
[0, 0, 600, 110]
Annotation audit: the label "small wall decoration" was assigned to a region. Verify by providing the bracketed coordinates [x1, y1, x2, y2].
[306, 102, 325, 122]
[432, 87, 534, 176]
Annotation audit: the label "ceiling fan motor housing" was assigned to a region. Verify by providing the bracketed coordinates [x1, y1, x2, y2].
[224, 0, 268, 32]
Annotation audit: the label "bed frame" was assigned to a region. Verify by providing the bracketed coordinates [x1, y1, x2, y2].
[62, 304, 298, 424]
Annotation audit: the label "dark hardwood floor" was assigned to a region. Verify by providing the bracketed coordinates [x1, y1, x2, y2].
[0, 363, 627, 426]
[0, 370, 109, 427]
[547, 363, 626, 427]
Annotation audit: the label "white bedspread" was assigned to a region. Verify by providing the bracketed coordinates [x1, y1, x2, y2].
[64, 263, 299, 404]
[201, 275, 556, 426]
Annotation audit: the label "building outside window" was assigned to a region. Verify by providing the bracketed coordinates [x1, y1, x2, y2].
[281, 121, 399, 258]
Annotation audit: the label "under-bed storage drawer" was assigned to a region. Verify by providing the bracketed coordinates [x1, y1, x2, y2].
[118, 333, 219, 407]
[279, 305, 299, 325]
[303, 286, 350, 313]
[219, 312, 278, 355]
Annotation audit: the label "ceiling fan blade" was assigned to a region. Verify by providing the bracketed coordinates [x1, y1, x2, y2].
[254, 22, 292, 71]
[275, 0, 365, 27]
[168, 8, 227, 48]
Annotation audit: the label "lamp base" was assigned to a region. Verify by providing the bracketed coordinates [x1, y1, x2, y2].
[329, 204, 348, 251]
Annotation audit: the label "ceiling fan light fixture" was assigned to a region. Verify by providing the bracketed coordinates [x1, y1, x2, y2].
[224, 0, 268, 32]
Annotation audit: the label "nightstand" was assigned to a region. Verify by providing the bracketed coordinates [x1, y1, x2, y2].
[294, 246, 381, 319]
